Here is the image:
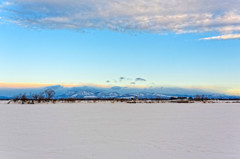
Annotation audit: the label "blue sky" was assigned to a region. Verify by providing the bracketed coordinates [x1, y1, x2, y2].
[0, 0, 240, 95]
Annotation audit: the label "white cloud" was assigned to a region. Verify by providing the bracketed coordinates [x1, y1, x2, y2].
[200, 34, 240, 40]
[1, 0, 240, 34]
[0, 1, 11, 8]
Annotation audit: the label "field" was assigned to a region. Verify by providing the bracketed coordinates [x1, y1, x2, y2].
[0, 102, 240, 159]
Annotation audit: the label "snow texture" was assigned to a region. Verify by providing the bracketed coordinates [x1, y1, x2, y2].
[0, 102, 240, 159]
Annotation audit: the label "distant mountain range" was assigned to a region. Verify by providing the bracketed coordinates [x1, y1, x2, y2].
[0, 85, 239, 99]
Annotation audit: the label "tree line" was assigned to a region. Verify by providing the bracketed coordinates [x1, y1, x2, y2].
[11, 90, 240, 104]
[13, 88, 56, 104]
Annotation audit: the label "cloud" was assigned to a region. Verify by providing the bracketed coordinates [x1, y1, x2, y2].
[130, 82, 136, 85]
[200, 34, 240, 40]
[119, 77, 131, 82]
[135, 78, 146, 82]
[0, 1, 12, 8]
[106, 80, 111, 83]
[119, 77, 125, 81]
[1, 0, 240, 34]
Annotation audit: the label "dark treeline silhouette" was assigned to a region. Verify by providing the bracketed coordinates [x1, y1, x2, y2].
[13, 88, 57, 104]
[7, 91, 240, 104]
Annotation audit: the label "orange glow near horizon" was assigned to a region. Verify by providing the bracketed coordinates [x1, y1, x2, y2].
[0, 82, 110, 89]
[226, 89, 240, 96]
[0, 82, 150, 89]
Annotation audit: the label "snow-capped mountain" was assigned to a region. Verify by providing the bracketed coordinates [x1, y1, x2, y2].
[0, 85, 239, 99]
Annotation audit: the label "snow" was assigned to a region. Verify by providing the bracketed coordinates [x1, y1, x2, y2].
[0, 100, 9, 104]
[0, 102, 240, 159]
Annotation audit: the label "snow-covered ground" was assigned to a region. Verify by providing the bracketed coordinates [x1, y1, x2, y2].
[0, 100, 10, 104]
[0, 103, 239, 159]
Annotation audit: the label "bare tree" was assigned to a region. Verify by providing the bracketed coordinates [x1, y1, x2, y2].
[13, 95, 20, 103]
[194, 94, 201, 101]
[32, 94, 39, 100]
[44, 89, 55, 101]
[20, 93, 28, 104]
[30, 93, 40, 104]
[38, 92, 45, 103]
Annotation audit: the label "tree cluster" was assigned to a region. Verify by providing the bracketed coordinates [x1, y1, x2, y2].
[13, 89, 56, 104]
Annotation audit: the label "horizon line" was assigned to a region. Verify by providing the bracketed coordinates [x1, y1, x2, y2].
[0, 82, 240, 96]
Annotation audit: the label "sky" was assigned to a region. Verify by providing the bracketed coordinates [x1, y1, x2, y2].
[0, 0, 240, 95]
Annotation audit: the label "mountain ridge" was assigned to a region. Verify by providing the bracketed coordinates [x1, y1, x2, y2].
[0, 85, 239, 99]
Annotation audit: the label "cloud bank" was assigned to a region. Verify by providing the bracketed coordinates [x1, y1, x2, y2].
[105, 77, 147, 85]
[200, 34, 240, 40]
[1, 0, 240, 34]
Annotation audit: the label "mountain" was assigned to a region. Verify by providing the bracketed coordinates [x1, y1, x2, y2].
[0, 96, 9, 100]
[0, 85, 239, 99]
